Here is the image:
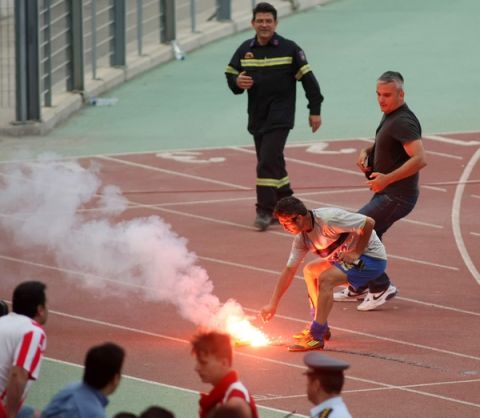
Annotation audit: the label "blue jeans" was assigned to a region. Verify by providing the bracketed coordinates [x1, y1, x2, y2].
[358, 192, 418, 240]
[358, 192, 418, 292]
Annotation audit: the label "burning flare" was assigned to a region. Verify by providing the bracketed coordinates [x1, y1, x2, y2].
[208, 299, 270, 347]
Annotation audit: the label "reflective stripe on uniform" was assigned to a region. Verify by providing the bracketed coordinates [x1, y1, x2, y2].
[256, 176, 290, 188]
[225, 65, 240, 75]
[240, 57, 293, 68]
[295, 64, 311, 80]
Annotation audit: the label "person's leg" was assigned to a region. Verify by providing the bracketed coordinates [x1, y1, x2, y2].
[255, 129, 292, 216]
[314, 267, 348, 324]
[335, 255, 396, 311]
[358, 193, 418, 240]
[288, 263, 346, 351]
[303, 259, 333, 312]
[357, 193, 417, 291]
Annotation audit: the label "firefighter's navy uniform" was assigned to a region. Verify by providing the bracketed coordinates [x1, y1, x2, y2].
[226, 33, 323, 221]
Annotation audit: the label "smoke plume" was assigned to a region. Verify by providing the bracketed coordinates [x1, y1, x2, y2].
[0, 154, 243, 327]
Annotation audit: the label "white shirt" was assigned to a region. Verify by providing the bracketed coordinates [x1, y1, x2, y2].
[310, 395, 352, 418]
[287, 208, 386, 269]
[0, 313, 47, 401]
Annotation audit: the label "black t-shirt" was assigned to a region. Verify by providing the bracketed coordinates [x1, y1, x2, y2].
[373, 103, 422, 197]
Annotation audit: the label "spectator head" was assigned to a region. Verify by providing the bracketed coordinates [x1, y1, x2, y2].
[252, 2, 277, 21]
[83, 342, 125, 395]
[12, 281, 47, 324]
[113, 413, 137, 418]
[140, 406, 175, 418]
[191, 331, 233, 385]
[0, 299, 9, 317]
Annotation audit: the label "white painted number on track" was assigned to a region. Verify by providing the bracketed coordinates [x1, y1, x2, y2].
[306, 143, 356, 154]
[156, 151, 225, 164]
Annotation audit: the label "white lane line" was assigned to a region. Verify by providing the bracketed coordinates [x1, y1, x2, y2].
[97, 149, 453, 231]
[422, 185, 447, 192]
[299, 196, 444, 230]
[251, 311, 480, 362]
[471, 232, 480, 237]
[426, 149, 463, 160]
[0, 252, 474, 316]
[451, 148, 480, 285]
[229, 146, 362, 176]
[96, 155, 250, 190]
[198, 255, 474, 315]
[143, 204, 454, 270]
[472, 194, 480, 199]
[41, 310, 480, 409]
[0, 255, 149, 290]
[424, 135, 480, 146]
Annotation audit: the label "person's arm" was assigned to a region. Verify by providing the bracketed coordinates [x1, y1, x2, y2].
[301, 73, 323, 133]
[5, 366, 29, 418]
[225, 397, 252, 418]
[357, 145, 374, 173]
[341, 216, 375, 264]
[225, 47, 247, 95]
[260, 265, 298, 322]
[293, 45, 323, 133]
[368, 139, 426, 192]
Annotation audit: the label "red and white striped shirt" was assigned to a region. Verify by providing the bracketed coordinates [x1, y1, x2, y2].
[0, 313, 47, 402]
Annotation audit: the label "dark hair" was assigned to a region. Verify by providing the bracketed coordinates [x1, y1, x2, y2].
[113, 413, 137, 418]
[83, 342, 125, 389]
[378, 71, 404, 89]
[140, 406, 175, 418]
[273, 196, 308, 218]
[307, 370, 345, 394]
[191, 331, 233, 365]
[0, 300, 9, 317]
[252, 2, 277, 21]
[12, 281, 46, 318]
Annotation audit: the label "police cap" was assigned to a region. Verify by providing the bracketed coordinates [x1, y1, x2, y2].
[303, 352, 350, 372]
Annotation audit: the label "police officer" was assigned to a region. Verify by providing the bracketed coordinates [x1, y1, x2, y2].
[225, 2, 324, 231]
[303, 352, 352, 418]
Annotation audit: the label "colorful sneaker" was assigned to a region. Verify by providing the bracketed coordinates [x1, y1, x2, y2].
[357, 285, 398, 311]
[288, 333, 324, 352]
[333, 286, 367, 302]
[293, 325, 331, 341]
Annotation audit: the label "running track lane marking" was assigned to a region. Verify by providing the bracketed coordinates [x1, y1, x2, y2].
[4, 298, 479, 363]
[0, 253, 475, 317]
[93, 154, 445, 230]
[96, 156, 250, 190]
[229, 146, 363, 176]
[451, 147, 480, 285]
[36, 310, 480, 409]
[137, 205, 455, 270]
[424, 135, 480, 146]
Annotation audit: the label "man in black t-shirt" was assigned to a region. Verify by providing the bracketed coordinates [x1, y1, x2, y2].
[334, 71, 427, 309]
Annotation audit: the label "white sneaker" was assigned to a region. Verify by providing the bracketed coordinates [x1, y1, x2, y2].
[333, 286, 368, 302]
[357, 285, 398, 311]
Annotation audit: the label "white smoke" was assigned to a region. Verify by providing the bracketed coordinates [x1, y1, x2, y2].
[0, 154, 246, 326]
